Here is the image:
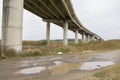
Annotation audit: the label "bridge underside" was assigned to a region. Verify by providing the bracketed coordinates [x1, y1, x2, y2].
[24, 0, 85, 33]
[1, 0, 103, 53]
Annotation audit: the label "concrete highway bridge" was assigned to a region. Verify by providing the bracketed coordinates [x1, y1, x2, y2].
[1, 0, 103, 52]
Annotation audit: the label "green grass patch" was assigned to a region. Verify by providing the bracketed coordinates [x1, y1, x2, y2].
[21, 51, 47, 57]
[22, 40, 48, 46]
[94, 70, 108, 77]
[94, 64, 120, 80]
[58, 47, 70, 53]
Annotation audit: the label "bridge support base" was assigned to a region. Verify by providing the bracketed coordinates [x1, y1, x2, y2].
[90, 35, 94, 42]
[75, 29, 78, 44]
[82, 33, 85, 43]
[1, 0, 24, 53]
[46, 22, 50, 44]
[85, 34, 88, 43]
[63, 21, 68, 46]
[87, 35, 90, 43]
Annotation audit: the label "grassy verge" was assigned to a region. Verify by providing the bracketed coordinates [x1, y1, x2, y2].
[0, 40, 120, 59]
[94, 64, 120, 80]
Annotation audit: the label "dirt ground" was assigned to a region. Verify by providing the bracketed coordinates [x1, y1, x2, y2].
[0, 50, 120, 80]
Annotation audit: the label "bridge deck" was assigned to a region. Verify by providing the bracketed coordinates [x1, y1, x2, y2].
[24, 0, 93, 35]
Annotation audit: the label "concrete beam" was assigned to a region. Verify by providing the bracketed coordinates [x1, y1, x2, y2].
[38, 0, 60, 19]
[26, 0, 53, 18]
[63, 21, 68, 46]
[46, 22, 50, 44]
[24, 3, 48, 19]
[75, 29, 78, 44]
[49, 0, 65, 19]
[43, 19, 71, 24]
[1, 0, 24, 53]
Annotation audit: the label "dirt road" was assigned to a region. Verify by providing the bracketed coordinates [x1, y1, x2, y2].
[0, 50, 120, 80]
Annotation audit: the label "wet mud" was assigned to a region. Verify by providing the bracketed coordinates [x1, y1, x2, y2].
[0, 50, 120, 80]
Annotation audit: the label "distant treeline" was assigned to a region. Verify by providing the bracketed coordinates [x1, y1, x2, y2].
[53, 39, 82, 42]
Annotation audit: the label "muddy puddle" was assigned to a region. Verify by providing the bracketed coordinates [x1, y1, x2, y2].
[49, 61, 81, 75]
[20, 60, 115, 75]
[80, 61, 115, 70]
[20, 67, 46, 74]
[1, 50, 120, 80]
[17, 50, 120, 76]
[19, 60, 81, 75]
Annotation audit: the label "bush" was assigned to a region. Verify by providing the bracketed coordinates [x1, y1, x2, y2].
[40, 40, 48, 46]
[23, 40, 48, 46]
[58, 47, 70, 53]
[0, 49, 18, 58]
[21, 51, 45, 57]
[94, 71, 107, 77]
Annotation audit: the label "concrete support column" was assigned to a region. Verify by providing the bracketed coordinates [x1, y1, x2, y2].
[63, 21, 68, 46]
[85, 34, 89, 43]
[87, 35, 90, 42]
[46, 22, 50, 44]
[96, 38, 99, 41]
[1, 0, 24, 53]
[95, 37, 97, 41]
[82, 33, 85, 43]
[91, 35, 95, 41]
[75, 29, 78, 44]
[89, 35, 92, 42]
[84, 34, 87, 43]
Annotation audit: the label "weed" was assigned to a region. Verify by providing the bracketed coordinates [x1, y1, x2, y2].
[94, 71, 107, 77]
[4, 49, 17, 58]
[22, 40, 48, 46]
[58, 47, 70, 53]
[40, 40, 48, 46]
[21, 51, 46, 57]
[94, 64, 120, 80]
[0, 40, 120, 59]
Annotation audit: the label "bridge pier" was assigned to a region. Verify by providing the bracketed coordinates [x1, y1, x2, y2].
[75, 29, 78, 44]
[46, 22, 50, 44]
[96, 38, 100, 42]
[82, 33, 85, 43]
[87, 34, 90, 43]
[84, 34, 88, 43]
[1, 0, 24, 53]
[94, 37, 97, 41]
[91, 35, 95, 41]
[85, 34, 90, 43]
[86, 34, 88, 43]
[63, 21, 68, 46]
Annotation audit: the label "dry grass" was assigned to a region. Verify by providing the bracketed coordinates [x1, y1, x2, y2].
[94, 64, 120, 80]
[0, 40, 120, 80]
[0, 40, 120, 58]
[79, 40, 120, 51]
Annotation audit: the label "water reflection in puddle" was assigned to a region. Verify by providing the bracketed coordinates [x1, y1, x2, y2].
[20, 67, 46, 74]
[19, 60, 115, 75]
[20, 61, 81, 75]
[80, 61, 115, 70]
[54, 61, 63, 65]
[49, 61, 81, 75]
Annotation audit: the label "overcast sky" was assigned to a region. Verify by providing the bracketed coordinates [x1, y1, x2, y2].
[0, 0, 120, 40]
